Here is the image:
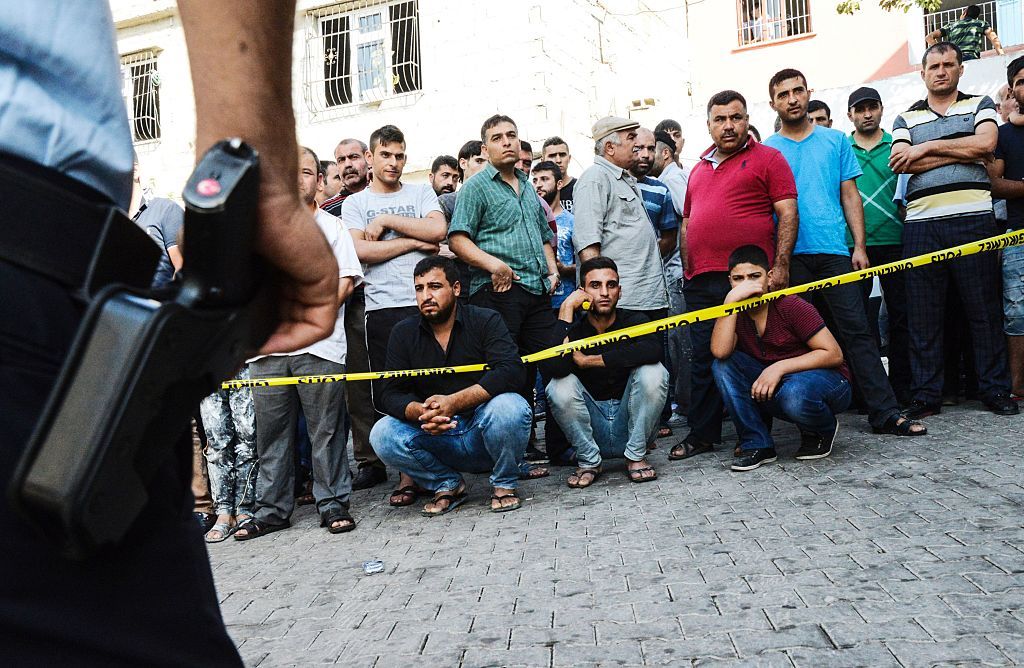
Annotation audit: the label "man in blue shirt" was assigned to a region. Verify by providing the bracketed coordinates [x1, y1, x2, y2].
[631, 127, 681, 435]
[0, 3, 341, 664]
[764, 68, 926, 437]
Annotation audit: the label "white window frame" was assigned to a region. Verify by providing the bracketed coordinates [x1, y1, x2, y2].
[120, 49, 162, 143]
[303, 1, 421, 116]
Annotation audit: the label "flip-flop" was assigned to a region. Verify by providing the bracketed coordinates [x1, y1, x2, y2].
[421, 490, 468, 517]
[204, 522, 235, 543]
[389, 485, 425, 507]
[233, 518, 290, 541]
[627, 465, 658, 483]
[567, 467, 601, 488]
[490, 491, 521, 513]
[668, 439, 715, 460]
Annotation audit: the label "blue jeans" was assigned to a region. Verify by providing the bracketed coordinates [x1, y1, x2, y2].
[370, 393, 531, 491]
[546, 364, 668, 468]
[712, 351, 851, 451]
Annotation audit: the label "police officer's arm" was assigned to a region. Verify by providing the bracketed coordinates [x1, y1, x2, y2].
[178, 2, 340, 354]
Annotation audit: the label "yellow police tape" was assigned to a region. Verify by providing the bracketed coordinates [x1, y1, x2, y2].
[223, 228, 1024, 390]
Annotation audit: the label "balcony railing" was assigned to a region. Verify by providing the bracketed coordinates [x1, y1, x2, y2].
[923, 1, 998, 53]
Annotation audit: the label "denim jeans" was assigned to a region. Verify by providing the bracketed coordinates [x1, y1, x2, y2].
[712, 351, 852, 451]
[199, 366, 258, 517]
[370, 393, 531, 491]
[546, 364, 668, 468]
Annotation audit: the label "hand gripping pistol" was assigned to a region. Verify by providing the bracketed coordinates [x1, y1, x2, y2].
[9, 139, 275, 558]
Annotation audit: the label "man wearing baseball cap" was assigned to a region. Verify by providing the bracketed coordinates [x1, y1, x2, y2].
[846, 86, 911, 406]
[572, 116, 669, 322]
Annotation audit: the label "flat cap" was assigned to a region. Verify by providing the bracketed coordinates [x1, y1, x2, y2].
[592, 116, 640, 140]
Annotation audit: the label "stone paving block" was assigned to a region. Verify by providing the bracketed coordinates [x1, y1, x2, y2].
[593, 620, 682, 642]
[986, 632, 1024, 663]
[941, 592, 1022, 617]
[680, 609, 771, 636]
[461, 647, 552, 667]
[510, 624, 597, 648]
[730, 624, 832, 657]
[763, 602, 862, 629]
[712, 589, 805, 614]
[641, 636, 737, 664]
[915, 613, 1024, 641]
[633, 597, 718, 622]
[552, 641, 643, 666]
[786, 642, 900, 667]
[554, 604, 634, 626]
[819, 618, 932, 647]
[885, 637, 1009, 667]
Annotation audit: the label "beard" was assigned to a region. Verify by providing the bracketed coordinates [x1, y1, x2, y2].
[421, 299, 456, 323]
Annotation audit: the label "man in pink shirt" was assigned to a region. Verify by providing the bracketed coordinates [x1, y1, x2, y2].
[669, 90, 799, 462]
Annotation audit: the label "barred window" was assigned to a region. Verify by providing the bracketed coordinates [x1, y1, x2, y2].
[121, 50, 161, 142]
[304, 1, 421, 113]
[736, 0, 812, 47]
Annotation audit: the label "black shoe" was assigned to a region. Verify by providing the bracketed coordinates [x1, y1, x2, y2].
[352, 466, 387, 491]
[795, 422, 838, 461]
[524, 445, 549, 464]
[983, 394, 1020, 416]
[902, 400, 941, 420]
[730, 448, 777, 471]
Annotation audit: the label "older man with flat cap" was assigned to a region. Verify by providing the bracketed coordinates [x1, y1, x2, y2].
[573, 116, 670, 321]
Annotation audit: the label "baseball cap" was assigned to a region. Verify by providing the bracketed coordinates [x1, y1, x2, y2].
[848, 87, 882, 109]
[592, 116, 640, 140]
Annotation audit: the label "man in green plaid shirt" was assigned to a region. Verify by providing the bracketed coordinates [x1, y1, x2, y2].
[449, 114, 563, 461]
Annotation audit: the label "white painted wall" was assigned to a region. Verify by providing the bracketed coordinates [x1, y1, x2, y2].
[110, 0, 689, 198]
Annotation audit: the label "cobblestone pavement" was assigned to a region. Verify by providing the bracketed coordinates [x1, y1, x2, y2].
[209, 403, 1024, 667]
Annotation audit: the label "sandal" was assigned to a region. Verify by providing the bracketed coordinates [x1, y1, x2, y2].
[296, 479, 314, 506]
[490, 491, 521, 513]
[567, 467, 602, 488]
[389, 485, 426, 507]
[233, 517, 290, 541]
[871, 414, 927, 437]
[421, 489, 468, 517]
[668, 439, 715, 460]
[656, 426, 672, 438]
[627, 463, 658, 483]
[321, 507, 356, 534]
[520, 466, 550, 480]
[204, 522, 235, 543]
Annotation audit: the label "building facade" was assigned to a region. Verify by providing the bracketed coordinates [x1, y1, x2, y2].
[110, 0, 689, 198]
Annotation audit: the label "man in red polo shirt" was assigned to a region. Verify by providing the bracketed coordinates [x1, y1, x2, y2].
[669, 89, 799, 462]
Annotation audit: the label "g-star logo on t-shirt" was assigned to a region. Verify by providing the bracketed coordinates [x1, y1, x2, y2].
[368, 204, 419, 218]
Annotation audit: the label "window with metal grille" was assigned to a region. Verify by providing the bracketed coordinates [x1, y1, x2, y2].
[304, 1, 421, 113]
[121, 50, 161, 142]
[736, 0, 812, 47]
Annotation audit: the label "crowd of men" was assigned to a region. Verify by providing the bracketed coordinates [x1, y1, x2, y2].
[173, 44, 1024, 540]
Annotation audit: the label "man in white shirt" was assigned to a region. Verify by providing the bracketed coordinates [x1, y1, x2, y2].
[342, 124, 446, 507]
[237, 147, 363, 539]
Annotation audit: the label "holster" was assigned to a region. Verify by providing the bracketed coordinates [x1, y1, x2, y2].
[6, 139, 274, 559]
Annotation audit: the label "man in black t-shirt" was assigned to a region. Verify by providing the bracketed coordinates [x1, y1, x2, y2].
[989, 55, 1024, 398]
[542, 256, 668, 488]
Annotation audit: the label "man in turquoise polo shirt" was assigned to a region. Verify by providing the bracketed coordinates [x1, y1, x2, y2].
[846, 86, 910, 405]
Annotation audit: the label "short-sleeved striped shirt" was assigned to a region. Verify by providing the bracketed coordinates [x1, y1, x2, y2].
[448, 162, 554, 296]
[891, 92, 998, 223]
[940, 18, 990, 60]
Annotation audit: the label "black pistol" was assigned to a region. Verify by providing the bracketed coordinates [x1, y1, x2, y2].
[9, 139, 274, 558]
